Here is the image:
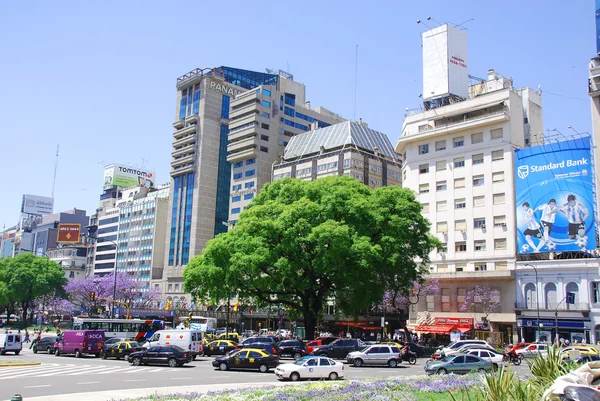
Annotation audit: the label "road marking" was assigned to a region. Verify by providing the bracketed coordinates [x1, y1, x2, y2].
[124, 379, 147, 382]
[76, 382, 100, 385]
[24, 385, 51, 388]
[170, 377, 191, 380]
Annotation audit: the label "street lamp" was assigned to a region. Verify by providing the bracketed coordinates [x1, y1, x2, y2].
[523, 263, 541, 341]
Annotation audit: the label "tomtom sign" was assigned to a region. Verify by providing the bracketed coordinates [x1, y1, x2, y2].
[103, 164, 156, 189]
[21, 194, 54, 216]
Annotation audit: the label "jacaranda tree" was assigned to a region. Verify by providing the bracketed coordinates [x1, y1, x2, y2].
[184, 176, 438, 340]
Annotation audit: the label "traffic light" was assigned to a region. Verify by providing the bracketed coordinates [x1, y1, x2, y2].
[188, 312, 193, 320]
[90, 291, 96, 302]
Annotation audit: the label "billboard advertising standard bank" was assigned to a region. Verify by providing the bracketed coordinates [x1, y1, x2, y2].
[515, 137, 596, 253]
[104, 165, 156, 189]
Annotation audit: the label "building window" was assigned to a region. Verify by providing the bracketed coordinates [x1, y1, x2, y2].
[436, 140, 446, 151]
[592, 282, 600, 304]
[436, 160, 446, 171]
[471, 132, 483, 144]
[437, 264, 448, 272]
[221, 95, 230, 119]
[245, 181, 255, 188]
[244, 193, 254, 200]
[473, 175, 485, 186]
[437, 201, 447, 212]
[245, 170, 256, 177]
[494, 238, 507, 250]
[437, 221, 448, 233]
[454, 157, 465, 168]
[472, 153, 484, 165]
[231, 207, 241, 214]
[454, 177, 465, 188]
[233, 161, 243, 168]
[284, 106, 295, 117]
[246, 158, 256, 165]
[491, 128, 503, 140]
[492, 150, 504, 161]
[455, 263, 466, 272]
[474, 218, 486, 228]
[474, 240, 486, 251]
[436, 181, 447, 191]
[261, 134, 269, 141]
[492, 171, 505, 182]
[494, 215, 506, 226]
[493, 193, 505, 205]
[232, 184, 242, 191]
[262, 100, 271, 108]
[419, 144, 429, 154]
[457, 288, 466, 303]
[421, 203, 429, 213]
[419, 183, 429, 194]
[232, 196, 241, 202]
[261, 111, 270, 119]
[426, 295, 435, 311]
[453, 136, 464, 148]
[456, 219, 467, 231]
[438, 243, 448, 253]
[495, 261, 508, 270]
[455, 242, 467, 252]
[419, 164, 429, 174]
[262, 88, 271, 97]
[474, 262, 487, 271]
[473, 195, 485, 207]
[442, 288, 451, 312]
[233, 172, 243, 180]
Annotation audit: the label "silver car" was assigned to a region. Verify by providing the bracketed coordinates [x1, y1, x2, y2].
[346, 344, 402, 367]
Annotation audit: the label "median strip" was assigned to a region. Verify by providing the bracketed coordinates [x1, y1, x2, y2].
[0, 360, 41, 367]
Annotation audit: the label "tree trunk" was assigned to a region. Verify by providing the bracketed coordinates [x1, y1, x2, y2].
[21, 300, 30, 328]
[302, 296, 323, 341]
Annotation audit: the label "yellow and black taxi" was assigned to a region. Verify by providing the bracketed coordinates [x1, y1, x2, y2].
[202, 340, 238, 356]
[101, 341, 146, 361]
[212, 348, 279, 372]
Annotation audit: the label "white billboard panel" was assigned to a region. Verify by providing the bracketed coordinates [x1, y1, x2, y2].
[103, 164, 156, 189]
[422, 24, 469, 101]
[21, 194, 54, 216]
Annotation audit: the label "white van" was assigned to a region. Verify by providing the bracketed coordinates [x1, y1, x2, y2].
[142, 330, 203, 357]
[0, 333, 22, 355]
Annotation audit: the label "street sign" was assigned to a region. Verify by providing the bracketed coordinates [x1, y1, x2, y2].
[57, 224, 81, 243]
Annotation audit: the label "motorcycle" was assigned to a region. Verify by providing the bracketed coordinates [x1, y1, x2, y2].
[502, 351, 521, 365]
[401, 347, 417, 365]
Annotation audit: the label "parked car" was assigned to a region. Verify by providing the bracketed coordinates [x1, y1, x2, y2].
[275, 356, 344, 381]
[238, 342, 281, 356]
[105, 338, 139, 346]
[277, 340, 308, 360]
[202, 340, 238, 356]
[241, 330, 256, 338]
[239, 336, 278, 347]
[465, 348, 505, 364]
[346, 344, 403, 367]
[306, 340, 322, 354]
[101, 341, 146, 361]
[425, 354, 496, 375]
[54, 330, 105, 358]
[515, 343, 548, 359]
[0, 333, 22, 355]
[32, 336, 58, 354]
[212, 348, 279, 372]
[562, 346, 599, 356]
[140, 330, 203, 357]
[128, 345, 192, 367]
[311, 338, 367, 359]
[446, 343, 495, 356]
[574, 354, 600, 364]
[315, 336, 339, 346]
[441, 340, 489, 355]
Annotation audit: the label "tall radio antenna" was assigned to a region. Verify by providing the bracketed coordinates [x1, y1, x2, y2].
[353, 44, 358, 121]
[51, 145, 59, 199]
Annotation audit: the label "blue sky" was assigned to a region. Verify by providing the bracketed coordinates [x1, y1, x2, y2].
[0, 0, 594, 229]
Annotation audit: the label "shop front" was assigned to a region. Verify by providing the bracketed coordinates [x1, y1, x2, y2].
[415, 317, 474, 346]
[517, 318, 591, 343]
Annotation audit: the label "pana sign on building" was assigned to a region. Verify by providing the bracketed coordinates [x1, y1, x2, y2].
[209, 80, 242, 97]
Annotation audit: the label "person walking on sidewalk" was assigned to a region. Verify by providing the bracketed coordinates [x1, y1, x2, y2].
[30, 331, 39, 349]
[24, 330, 30, 343]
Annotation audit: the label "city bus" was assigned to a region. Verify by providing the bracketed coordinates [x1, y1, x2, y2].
[72, 318, 165, 342]
[176, 316, 217, 332]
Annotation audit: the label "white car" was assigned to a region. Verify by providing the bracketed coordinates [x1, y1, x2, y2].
[516, 343, 548, 359]
[446, 343, 495, 356]
[465, 348, 504, 364]
[275, 356, 344, 381]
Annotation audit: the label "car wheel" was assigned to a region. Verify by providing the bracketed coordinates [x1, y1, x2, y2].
[388, 359, 398, 368]
[14, 351, 20, 355]
[259, 364, 269, 373]
[219, 362, 228, 371]
[409, 355, 417, 365]
[32, 346, 38, 354]
[132, 357, 142, 366]
[492, 363, 498, 371]
[478, 368, 486, 373]
[293, 352, 302, 360]
[437, 368, 448, 375]
[290, 372, 300, 381]
[74, 349, 82, 358]
[124, 355, 129, 362]
[54, 349, 60, 356]
[101, 352, 107, 359]
[47, 347, 52, 354]
[168, 358, 178, 368]
[353, 358, 364, 367]
[192, 355, 197, 360]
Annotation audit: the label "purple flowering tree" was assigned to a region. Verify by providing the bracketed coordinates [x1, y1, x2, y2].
[382, 278, 440, 335]
[460, 285, 501, 329]
[35, 296, 74, 327]
[64, 273, 161, 316]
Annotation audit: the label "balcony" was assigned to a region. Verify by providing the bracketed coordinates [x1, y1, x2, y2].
[229, 126, 258, 142]
[173, 133, 196, 148]
[429, 269, 514, 280]
[230, 100, 260, 120]
[233, 88, 260, 102]
[173, 120, 185, 129]
[185, 114, 198, 124]
[514, 301, 589, 312]
[227, 137, 257, 154]
[226, 147, 257, 163]
[173, 124, 196, 137]
[172, 145, 194, 158]
[170, 164, 194, 176]
[229, 112, 258, 129]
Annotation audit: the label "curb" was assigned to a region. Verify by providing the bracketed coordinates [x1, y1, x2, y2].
[0, 361, 41, 367]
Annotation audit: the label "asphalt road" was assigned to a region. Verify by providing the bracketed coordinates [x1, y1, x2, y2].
[0, 347, 531, 400]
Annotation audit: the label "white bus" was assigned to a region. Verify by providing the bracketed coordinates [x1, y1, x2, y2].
[176, 316, 217, 332]
[72, 318, 165, 342]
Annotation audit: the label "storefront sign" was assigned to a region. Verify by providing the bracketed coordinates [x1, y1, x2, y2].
[435, 317, 473, 326]
[517, 319, 588, 329]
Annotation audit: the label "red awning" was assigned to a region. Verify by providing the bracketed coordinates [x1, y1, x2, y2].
[414, 324, 458, 334]
[457, 327, 472, 333]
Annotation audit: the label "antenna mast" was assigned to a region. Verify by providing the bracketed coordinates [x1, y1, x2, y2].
[353, 44, 358, 121]
[52, 145, 59, 199]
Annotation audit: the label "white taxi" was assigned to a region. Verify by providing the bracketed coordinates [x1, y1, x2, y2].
[275, 356, 344, 381]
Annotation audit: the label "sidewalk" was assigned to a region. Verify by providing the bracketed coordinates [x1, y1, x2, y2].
[22, 382, 297, 401]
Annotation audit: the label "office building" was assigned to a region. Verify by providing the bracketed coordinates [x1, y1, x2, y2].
[272, 121, 401, 188]
[163, 66, 342, 302]
[395, 24, 543, 344]
[47, 246, 87, 281]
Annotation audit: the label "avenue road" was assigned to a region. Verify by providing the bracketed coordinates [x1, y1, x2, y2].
[0, 347, 530, 400]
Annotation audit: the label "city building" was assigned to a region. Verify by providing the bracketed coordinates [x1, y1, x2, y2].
[163, 66, 342, 303]
[47, 246, 87, 281]
[116, 184, 169, 291]
[395, 24, 544, 344]
[272, 120, 401, 189]
[227, 79, 344, 222]
[91, 207, 119, 276]
[0, 226, 17, 258]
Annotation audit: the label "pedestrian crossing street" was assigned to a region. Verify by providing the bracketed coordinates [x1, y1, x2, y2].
[0, 362, 170, 380]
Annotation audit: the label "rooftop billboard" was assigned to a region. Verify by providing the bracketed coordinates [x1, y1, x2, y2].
[103, 164, 155, 190]
[21, 194, 54, 216]
[514, 136, 596, 253]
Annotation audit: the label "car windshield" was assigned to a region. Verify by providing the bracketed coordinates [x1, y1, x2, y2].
[295, 358, 314, 365]
[441, 356, 455, 362]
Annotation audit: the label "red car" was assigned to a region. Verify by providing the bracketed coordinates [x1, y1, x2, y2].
[306, 340, 322, 354]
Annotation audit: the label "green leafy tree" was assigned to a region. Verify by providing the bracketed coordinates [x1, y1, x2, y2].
[0, 253, 67, 324]
[184, 177, 438, 340]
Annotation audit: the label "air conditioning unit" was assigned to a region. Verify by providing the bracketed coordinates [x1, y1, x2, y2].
[480, 224, 486, 229]
[500, 222, 507, 227]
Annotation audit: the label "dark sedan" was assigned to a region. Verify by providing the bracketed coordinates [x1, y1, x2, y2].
[238, 342, 281, 356]
[101, 341, 146, 361]
[128, 345, 192, 368]
[278, 340, 308, 360]
[212, 348, 279, 372]
[202, 340, 238, 356]
[33, 336, 58, 354]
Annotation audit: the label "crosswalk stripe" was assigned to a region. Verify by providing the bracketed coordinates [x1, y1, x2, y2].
[0, 362, 166, 380]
